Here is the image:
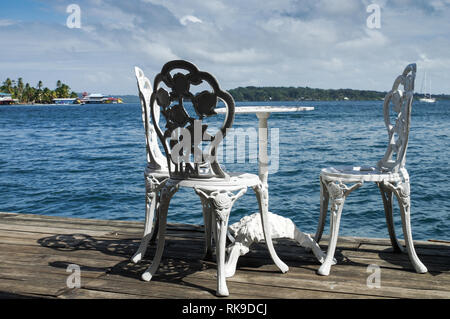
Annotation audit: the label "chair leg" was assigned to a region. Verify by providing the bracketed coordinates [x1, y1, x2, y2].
[141, 181, 178, 281]
[314, 175, 329, 245]
[132, 177, 167, 264]
[253, 183, 289, 274]
[200, 197, 214, 261]
[383, 180, 427, 274]
[194, 187, 246, 297]
[377, 182, 404, 253]
[318, 180, 362, 276]
[213, 209, 230, 297]
[131, 191, 156, 263]
[150, 206, 160, 243]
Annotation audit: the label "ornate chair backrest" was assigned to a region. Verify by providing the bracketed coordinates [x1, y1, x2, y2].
[150, 60, 235, 179]
[377, 63, 416, 173]
[135, 67, 167, 171]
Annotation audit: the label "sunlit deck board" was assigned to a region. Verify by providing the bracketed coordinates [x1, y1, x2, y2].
[0, 212, 449, 299]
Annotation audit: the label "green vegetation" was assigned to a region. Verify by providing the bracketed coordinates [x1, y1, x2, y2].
[0, 78, 78, 104]
[3, 79, 449, 104]
[228, 86, 385, 101]
[228, 86, 450, 101]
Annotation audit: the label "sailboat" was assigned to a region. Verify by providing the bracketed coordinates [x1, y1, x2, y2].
[419, 72, 436, 103]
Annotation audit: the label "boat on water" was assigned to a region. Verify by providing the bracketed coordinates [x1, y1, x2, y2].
[52, 98, 84, 105]
[419, 72, 436, 103]
[2, 91, 123, 106]
[0, 92, 18, 105]
[419, 97, 436, 103]
[81, 93, 123, 104]
[103, 97, 124, 104]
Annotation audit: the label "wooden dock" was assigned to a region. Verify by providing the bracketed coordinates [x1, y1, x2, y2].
[0, 212, 449, 299]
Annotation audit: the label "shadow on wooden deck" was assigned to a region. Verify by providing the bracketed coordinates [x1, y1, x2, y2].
[1, 212, 449, 299]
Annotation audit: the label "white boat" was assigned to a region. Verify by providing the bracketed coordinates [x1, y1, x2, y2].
[419, 72, 436, 103]
[80, 93, 123, 104]
[82, 93, 105, 104]
[52, 98, 82, 105]
[419, 97, 436, 103]
[0, 92, 16, 105]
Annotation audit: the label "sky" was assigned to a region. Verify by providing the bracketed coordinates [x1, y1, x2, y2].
[0, 0, 449, 95]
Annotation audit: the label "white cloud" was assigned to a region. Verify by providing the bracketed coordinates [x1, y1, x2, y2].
[179, 15, 203, 26]
[336, 29, 389, 50]
[191, 48, 270, 65]
[1, 0, 449, 94]
[0, 19, 16, 27]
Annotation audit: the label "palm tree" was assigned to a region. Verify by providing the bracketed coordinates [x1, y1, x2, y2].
[36, 81, 43, 103]
[42, 88, 51, 104]
[17, 78, 24, 102]
[1, 78, 13, 93]
[24, 83, 31, 103]
[60, 83, 70, 98]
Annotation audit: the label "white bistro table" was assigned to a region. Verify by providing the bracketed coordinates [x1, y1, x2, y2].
[216, 106, 314, 191]
[216, 105, 317, 278]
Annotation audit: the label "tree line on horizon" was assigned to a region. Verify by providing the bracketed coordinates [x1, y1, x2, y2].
[0, 78, 78, 104]
[227, 86, 450, 101]
[3, 79, 448, 104]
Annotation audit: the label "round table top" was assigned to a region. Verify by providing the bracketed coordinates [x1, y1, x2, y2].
[215, 105, 314, 114]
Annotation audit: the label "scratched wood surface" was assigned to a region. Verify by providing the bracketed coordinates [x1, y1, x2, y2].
[0, 212, 449, 299]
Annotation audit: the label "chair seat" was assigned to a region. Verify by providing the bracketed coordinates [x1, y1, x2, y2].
[321, 166, 403, 183]
[171, 172, 261, 191]
[144, 166, 169, 179]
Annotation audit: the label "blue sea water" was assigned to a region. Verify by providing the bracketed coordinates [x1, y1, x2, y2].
[0, 101, 449, 241]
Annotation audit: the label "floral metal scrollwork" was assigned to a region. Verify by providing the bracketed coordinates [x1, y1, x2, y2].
[378, 63, 416, 173]
[150, 60, 235, 179]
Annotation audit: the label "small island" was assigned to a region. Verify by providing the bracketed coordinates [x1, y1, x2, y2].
[228, 86, 450, 101]
[0, 78, 78, 105]
[0, 78, 123, 105]
[2, 78, 449, 105]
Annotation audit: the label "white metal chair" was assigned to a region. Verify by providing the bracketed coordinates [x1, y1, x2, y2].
[132, 67, 216, 263]
[131, 67, 169, 264]
[313, 63, 428, 276]
[138, 60, 288, 296]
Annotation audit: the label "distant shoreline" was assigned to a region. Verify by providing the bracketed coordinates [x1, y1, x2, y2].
[227, 86, 450, 102]
[3, 91, 449, 106]
[3, 99, 446, 106]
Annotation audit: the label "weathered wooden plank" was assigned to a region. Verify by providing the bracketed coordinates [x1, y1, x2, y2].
[226, 264, 450, 297]
[3, 212, 446, 248]
[0, 227, 205, 249]
[0, 212, 18, 219]
[0, 223, 111, 237]
[0, 272, 71, 298]
[0, 236, 206, 262]
[0, 264, 104, 282]
[236, 249, 450, 285]
[84, 271, 380, 299]
[0, 282, 59, 298]
[4, 231, 446, 277]
[358, 243, 450, 257]
[104, 258, 395, 299]
[0, 221, 205, 241]
[229, 242, 450, 275]
[0, 212, 449, 299]
[0, 251, 124, 271]
[0, 212, 204, 233]
[82, 274, 220, 299]
[58, 288, 150, 299]
[3, 234, 448, 287]
[198, 268, 449, 299]
[318, 233, 450, 249]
